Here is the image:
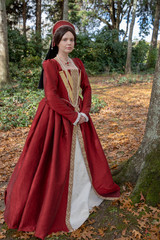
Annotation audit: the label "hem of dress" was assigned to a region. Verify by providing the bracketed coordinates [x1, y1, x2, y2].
[77, 125, 120, 201]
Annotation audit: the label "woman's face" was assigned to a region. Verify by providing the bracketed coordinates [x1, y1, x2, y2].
[58, 31, 75, 55]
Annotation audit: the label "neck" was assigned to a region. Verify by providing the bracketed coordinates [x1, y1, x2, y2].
[58, 52, 69, 61]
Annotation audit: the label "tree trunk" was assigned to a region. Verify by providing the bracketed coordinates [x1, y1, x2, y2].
[63, 0, 68, 20]
[22, 0, 27, 38]
[114, 45, 160, 206]
[36, 0, 41, 36]
[147, 0, 160, 69]
[36, 0, 41, 56]
[0, 0, 9, 87]
[122, 5, 131, 41]
[22, 0, 27, 57]
[151, 0, 160, 48]
[125, 0, 137, 74]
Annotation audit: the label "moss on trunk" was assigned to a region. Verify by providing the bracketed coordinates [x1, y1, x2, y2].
[113, 154, 140, 185]
[131, 146, 160, 206]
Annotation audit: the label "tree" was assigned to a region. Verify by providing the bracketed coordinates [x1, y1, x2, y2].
[22, 0, 32, 38]
[43, 0, 63, 23]
[125, 0, 137, 73]
[63, 0, 68, 20]
[6, 0, 23, 28]
[35, 0, 42, 57]
[114, 45, 160, 206]
[147, 0, 160, 69]
[36, 0, 41, 36]
[79, 0, 133, 36]
[150, 0, 160, 48]
[137, 0, 157, 38]
[0, 0, 9, 87]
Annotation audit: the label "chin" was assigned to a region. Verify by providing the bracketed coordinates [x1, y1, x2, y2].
[65, 49, 73, 53]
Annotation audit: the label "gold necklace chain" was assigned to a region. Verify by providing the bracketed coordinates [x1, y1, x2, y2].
[57, 54, 70, 65]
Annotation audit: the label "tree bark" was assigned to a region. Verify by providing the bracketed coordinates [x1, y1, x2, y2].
[147, 0, 160, 69]
[36, 0, 41, 56]
[22, 0, 27, 38]
[22, 0, 27, 57]
[0, 0, 9, 87]
[63, 0, 68, 20]
[122, 5, 131, 41]
[125, 0, 137, 74]
[114, 45, 160, 206]
[36, 0, 41, 36]
[151, 0, 160, 48]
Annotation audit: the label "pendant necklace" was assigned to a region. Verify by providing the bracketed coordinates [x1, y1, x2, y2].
[57, 54, 70, 66]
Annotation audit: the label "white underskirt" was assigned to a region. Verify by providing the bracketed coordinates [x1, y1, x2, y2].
[70, 135, 103, 230]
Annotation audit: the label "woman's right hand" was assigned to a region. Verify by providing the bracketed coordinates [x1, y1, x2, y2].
[78, 115, 86, 124]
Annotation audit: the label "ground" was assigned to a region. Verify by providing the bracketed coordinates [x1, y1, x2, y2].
[0, 74, 160, 239]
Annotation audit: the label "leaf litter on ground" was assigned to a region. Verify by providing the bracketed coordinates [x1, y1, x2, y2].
[1, 74, 160, 239]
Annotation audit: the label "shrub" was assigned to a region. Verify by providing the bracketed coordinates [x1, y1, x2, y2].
[0, 81, 106, 130]
[132, 40, 150, 72]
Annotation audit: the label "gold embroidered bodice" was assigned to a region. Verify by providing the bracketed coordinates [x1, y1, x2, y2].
[55, 58, 81, 111]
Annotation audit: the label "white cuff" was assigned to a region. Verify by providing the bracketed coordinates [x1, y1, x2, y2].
[80, 112, 89, 122]
[73, 112, 81, 125]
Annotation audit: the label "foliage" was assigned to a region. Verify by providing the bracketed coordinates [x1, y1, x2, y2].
[8, 28, 44, 63]
[0, 66, 43, 130]
[72, 28, 128, 75]
[137, 0, 156, 37]
[6, 0, 23, 27]
[91, 95, 106, 113]
[20, 56, 42, 68]
[43, 0, 63, 23]
[27, 32, 44, 57]
[9, 63, 41, 89]
[146, 46, 158, 70]
[0, 85, 44, 130]
[0, 66, 105, 130]
[8, 28, 26, 62]
[75, 0, 133, 33]
[132, 40, 150, 71]
[6, 0, 33, 28]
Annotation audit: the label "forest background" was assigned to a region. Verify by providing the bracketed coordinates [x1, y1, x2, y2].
[0, 0, 160, 239]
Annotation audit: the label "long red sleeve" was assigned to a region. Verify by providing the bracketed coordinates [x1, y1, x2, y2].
[43, 59, 78, 124]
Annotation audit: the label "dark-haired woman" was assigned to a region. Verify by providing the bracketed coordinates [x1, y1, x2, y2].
[4, 21, 120, 240]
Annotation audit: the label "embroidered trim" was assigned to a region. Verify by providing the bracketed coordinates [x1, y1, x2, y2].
[73, 112, 81, 126]
[77, 126, 119, 201]
[65, 125, 77, 231]
[59, 71, 74, 103]
[55, 56, 81, 110]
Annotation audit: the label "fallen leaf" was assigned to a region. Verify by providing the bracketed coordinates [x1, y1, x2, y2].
[122, 228, 127, 236]
[140, 192, 145, 201]
[132, 229, 142, 239]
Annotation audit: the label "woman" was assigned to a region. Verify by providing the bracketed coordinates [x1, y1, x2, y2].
[4, 20, 120, 240]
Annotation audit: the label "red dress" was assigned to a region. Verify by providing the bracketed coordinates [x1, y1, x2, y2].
[4, 58, 120, 240]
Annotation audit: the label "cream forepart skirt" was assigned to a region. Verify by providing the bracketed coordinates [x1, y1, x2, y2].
[70, 135, 103, 230]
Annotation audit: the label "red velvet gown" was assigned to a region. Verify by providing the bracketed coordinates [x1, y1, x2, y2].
[4, 58, 120, 240]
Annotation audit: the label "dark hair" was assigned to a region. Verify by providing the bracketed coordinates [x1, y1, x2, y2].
[38, 26, 76, 89]
[54, 25, 76, 46]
